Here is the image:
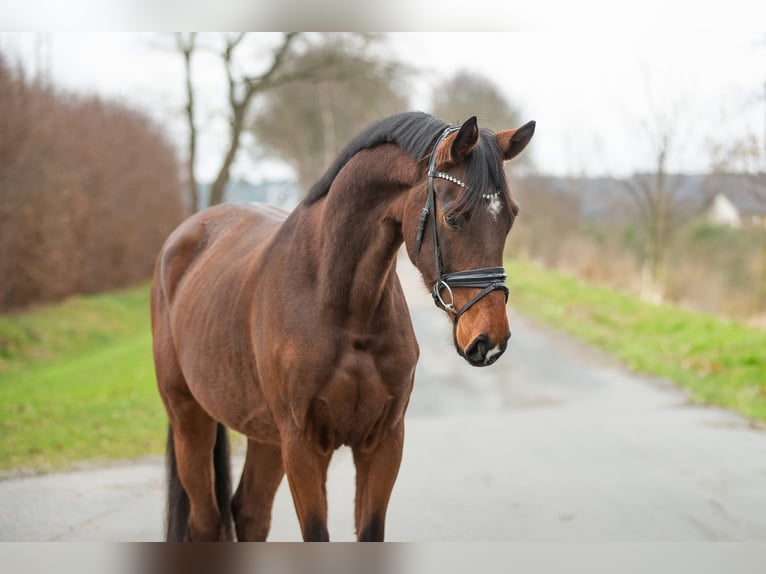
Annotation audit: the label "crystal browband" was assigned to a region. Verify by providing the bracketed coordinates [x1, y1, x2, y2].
[431, 170, 500, 201]
[430, 171, 467, 188]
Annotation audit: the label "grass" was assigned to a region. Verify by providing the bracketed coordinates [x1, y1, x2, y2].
[506, 258, 766, 423]
[0, 284, 165, 472]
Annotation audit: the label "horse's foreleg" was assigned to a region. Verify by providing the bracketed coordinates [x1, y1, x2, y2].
[232, 439, 284, 541]
[352, 421, 404, 542]
[281, 429, 332, 541]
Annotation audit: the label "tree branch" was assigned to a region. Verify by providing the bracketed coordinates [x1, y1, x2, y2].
[208, 33, 302, 207]
[245, 32, 299, 90]
[622, 176, 654, 232]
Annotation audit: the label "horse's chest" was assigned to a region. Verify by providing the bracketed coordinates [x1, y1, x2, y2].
[304, 347, 413, 448]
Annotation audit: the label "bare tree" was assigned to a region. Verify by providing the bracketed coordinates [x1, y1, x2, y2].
[430, 70, 529, 169]
[251, 37, 408, 192]
[622, 173, 682, 296]
[174, 33, 402, 209]
[707, 35, 766, 206]
[431, 70, 520, 128]
[207, 33, 299, 207]
[175, 33, 198, 212]
[707, 86, 766, 207]
[621, 95, 708, 298]
[709, 134, 766, 209]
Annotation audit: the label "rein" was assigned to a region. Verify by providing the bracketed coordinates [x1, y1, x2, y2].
[414, 127, 509, 325]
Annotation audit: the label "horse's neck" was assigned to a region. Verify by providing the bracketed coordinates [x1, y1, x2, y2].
[304, 148, 417, 332]
[313, 192, 403, 332]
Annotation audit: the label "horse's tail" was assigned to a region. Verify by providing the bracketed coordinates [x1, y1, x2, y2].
[213, 423, 234, 539]
[165, 423, 234, 541]
[165, 424, 188, 541]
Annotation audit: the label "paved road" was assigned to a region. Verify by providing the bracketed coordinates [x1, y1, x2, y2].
[2, 252, 765, 541]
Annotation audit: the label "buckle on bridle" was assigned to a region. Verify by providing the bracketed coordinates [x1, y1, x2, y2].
[432, 280, 456, 314]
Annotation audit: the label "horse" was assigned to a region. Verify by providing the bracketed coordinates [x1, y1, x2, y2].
[151, 111, 535, 541]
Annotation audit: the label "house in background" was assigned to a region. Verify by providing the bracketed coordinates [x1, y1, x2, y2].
[702, 174, 766, 229]
[707, 192, 743, 227]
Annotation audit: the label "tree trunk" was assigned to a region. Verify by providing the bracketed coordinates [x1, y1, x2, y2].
[208, 104, 247, 207]
[181, 40, 198, 213]
[649, 147, 668, 290]
[207, 33, 298, 207]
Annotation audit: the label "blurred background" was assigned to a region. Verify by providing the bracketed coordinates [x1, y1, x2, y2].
[1, 32, 764, 320]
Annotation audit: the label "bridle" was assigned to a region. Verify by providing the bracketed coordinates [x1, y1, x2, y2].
[414, 126, 509, 325]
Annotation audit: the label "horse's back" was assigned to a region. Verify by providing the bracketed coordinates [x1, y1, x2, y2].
[154, 202, 287, 307]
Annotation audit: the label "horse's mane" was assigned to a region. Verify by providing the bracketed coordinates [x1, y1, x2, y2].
[303, 112, 447, 206]
[302, 111, 508, 218]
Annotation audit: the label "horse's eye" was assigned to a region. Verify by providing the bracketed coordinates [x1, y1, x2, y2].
[444, 214, 462, 229]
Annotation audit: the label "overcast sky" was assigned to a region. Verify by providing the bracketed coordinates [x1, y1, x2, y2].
[1, 31, 765, 182]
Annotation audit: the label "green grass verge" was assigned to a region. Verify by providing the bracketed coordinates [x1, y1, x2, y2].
[0, 285, 165, 472]
[507, 259, 766, 423]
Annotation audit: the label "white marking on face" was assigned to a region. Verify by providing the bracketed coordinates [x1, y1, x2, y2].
[487, 195, 503, 220]
[484, 344, 503, 365]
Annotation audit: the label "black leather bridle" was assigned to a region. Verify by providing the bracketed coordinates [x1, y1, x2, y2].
[414, 126, 509, 325]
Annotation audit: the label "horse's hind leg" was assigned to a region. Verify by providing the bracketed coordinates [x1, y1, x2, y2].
[231, 439, 284, 541]
[167, 393, 232, 541]
[153, 255, 233, 541]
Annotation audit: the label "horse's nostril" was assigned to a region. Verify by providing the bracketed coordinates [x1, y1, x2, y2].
[466, 334, 489, 363]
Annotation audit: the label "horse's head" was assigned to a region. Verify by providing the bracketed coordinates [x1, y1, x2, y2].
[403, 116, 535, 367]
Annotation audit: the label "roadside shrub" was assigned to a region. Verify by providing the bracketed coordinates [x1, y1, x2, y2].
[0, 56, 186, 311]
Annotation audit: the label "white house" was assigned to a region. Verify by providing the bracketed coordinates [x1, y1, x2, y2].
[707, 192, 742, 227]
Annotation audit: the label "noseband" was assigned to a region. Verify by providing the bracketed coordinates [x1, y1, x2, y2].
[414, 126, 509, 325]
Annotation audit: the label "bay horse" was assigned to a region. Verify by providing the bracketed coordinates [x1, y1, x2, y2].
[151, 112, 535, 541]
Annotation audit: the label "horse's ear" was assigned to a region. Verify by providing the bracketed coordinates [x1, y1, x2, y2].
[497, 120, 536, 161]
[450, 116, 480, 161]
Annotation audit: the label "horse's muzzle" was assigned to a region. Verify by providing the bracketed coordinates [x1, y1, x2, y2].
[462, 331, 510, 367]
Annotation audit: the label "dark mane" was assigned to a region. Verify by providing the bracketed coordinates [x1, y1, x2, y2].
[302, 112, 508, 216]
[303, 112, 448, 206]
